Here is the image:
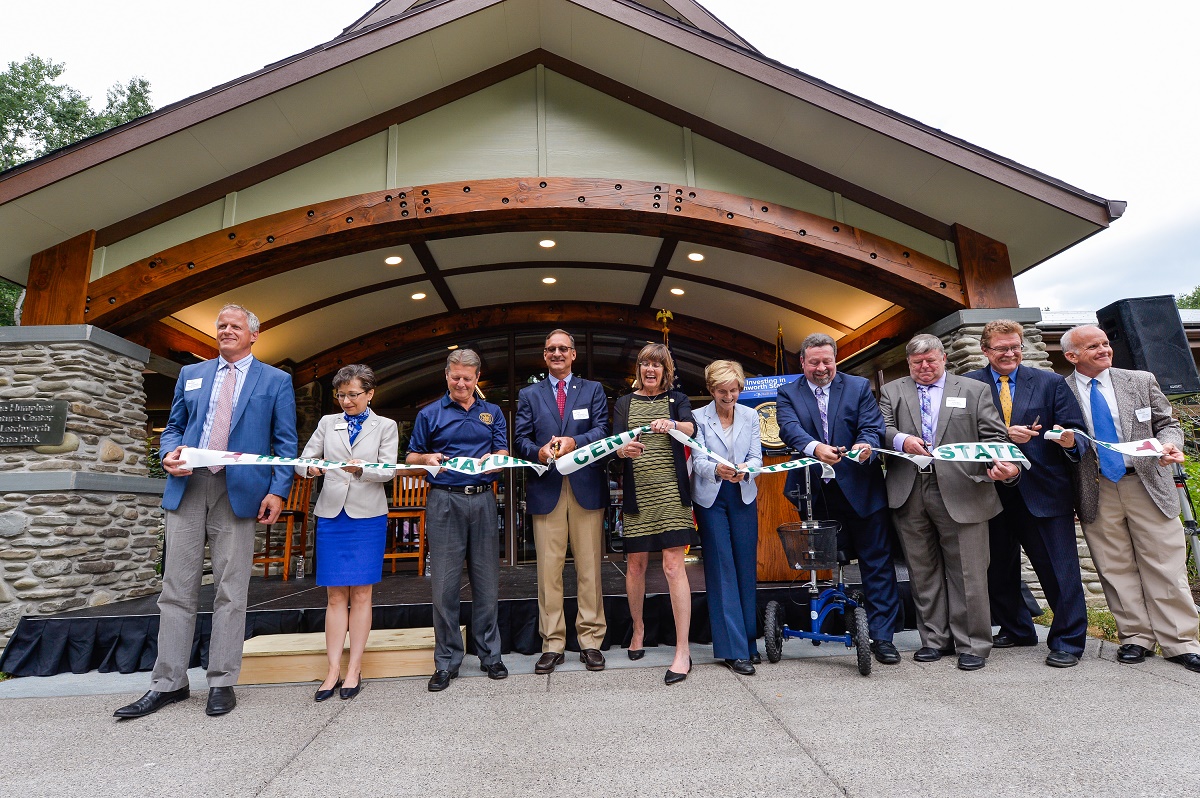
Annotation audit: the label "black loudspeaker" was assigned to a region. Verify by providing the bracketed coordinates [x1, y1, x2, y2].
[1095, 295, 1200, 397]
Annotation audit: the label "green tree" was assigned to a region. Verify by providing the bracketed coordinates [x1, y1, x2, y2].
[1, 54, 152, 171]
[0, 278, 21, 326]
[1177, 285, 1200, 310]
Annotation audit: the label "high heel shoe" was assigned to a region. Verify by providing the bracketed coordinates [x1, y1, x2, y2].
[314, 679, 343, 703]
[664, 656, 692, 685]
[339, 678, 364, 700]
[627, 648, 645, 661]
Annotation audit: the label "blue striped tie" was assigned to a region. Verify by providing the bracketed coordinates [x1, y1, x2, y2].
[1089, 379, 1125, 483]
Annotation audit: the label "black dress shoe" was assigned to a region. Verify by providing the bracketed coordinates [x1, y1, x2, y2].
[722, 658, 755, 676]
[750, 652, 762, 665]
[206, 686, 236, 716]
[580, 648, 606, 671]
[427, 669, 459, 692]
[627, 648, 645, 661]
[481, 660, 508, 680]
[1117, 643, 1153, 664]
[535, 651, 565, 674]
[913, 646, 953, 663]
[339, 678, 363, 700]
[1166, 653, 1200, 673]
[664, 656, 692, 685]
[114, 687, 190, 719]
[314, 679, 343, 702]
[870, 640, 901, 665]
[993, 633, 1039, 648]
[1045, 650, 1080, 668]
[957, 654, 986, 671]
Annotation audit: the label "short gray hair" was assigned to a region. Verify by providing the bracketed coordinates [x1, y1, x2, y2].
[545, 329, 575, 348]
[332, 364, 376, 392]
[799, 333, 837, 360]
[1060, 325, 1098, 355]
[905, 333, 944, 358]
[446, 348, 481, 373]
[217, 303, 260, 333]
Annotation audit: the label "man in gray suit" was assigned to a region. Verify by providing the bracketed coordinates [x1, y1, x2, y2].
[880, 334, 1018, 671]
[1062, 324, 1200, 672]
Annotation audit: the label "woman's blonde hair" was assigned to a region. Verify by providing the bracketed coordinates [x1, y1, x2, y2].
[704, 360, 745, 392]
[632, 343, 675, 391]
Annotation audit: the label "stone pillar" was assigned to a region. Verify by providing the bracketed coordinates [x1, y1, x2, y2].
[0, 326, 164, 649]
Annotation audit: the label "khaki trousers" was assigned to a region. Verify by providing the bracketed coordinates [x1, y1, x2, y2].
[1082, 475, 1200, 657]
[534, 478, 607, 652]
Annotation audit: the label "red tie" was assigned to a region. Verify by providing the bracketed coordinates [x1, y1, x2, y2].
[556, 379, 567, 419]
[207, 363, 237, 473]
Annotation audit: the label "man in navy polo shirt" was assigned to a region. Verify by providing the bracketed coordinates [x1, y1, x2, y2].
[406, 348, 510, 692]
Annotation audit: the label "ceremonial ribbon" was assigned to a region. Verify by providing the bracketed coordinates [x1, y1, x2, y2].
[1043, 428, 1165, 457]
[178, 448, 548, 476]
[847, 441, 1032, 470]
[552, 425, 835, 478]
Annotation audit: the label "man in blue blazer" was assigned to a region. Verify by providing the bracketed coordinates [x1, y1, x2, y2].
[776, 333, 902, 665]
[965, 319, 1088, 667]
[115, 304, 297, 719]
[514, 329, 610, 673]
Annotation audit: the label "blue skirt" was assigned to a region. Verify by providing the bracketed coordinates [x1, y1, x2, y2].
[315, 510, 387, 587]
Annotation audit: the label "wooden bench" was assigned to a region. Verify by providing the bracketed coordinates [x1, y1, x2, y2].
[237, 626, 464, 685]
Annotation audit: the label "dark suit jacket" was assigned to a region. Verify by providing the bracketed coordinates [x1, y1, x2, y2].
[776, 372, 887, 517]
[879, 373, 1007, 525]
[160, 357, 298, 519]
[965, 365, 1087, 518]
[514, 375, 610, 515]
[1067, 367, 1183, 523]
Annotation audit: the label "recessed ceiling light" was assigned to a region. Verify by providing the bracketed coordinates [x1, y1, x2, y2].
[542, 277, 557, 284]
[385, 255, 403, 265]
[687, 252, 704, 262]
[670, 287, 685, 296]
[447, 344, 459, 350]
[539, 239, 556, 248]
[411, 292, 426, 300]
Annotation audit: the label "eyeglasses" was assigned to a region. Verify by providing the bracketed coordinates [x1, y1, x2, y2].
[543, 345, 574, 354]
[638, 361, 663, 368]
[335, 391, 367, 401]
[984, 345, 1022, 354]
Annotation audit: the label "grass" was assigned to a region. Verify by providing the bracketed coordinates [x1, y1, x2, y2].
[1032, 606, 1121, 644]
[0, 672, 11, 682]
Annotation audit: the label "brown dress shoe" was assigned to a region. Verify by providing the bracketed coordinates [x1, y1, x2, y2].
[579, 648, 605, 671]
[535, 651, 565, 674]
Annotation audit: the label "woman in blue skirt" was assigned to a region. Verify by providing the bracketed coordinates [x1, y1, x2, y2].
[297, 364, 399, 701]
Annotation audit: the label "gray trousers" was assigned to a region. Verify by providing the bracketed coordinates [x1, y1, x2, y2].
[427, 488, 502, 671]
[151, 470, 256, 691]
[893, 472, 993, 658]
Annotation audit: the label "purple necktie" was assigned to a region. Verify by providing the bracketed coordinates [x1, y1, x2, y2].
[814, 386, 829, 443]
[207, 363, 236, 473]
[918, 385, 934, 448]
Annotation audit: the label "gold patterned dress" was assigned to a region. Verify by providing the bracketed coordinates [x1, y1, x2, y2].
[622, 394, 698, 552]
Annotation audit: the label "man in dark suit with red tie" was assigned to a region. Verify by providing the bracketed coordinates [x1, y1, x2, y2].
[514, 329, 611, 673]
[965, 319, 1089, 668]
[776, 333, 903, 665]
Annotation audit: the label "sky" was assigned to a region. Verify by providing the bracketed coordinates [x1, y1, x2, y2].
[3, 0, 1197, 312]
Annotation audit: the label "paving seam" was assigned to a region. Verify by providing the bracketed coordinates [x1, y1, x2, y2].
[734, 670, 852, 798]
[250, 699, 348, 797]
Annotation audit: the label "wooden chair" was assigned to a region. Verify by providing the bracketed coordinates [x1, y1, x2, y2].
[384, 473, 428, 575]
[253, 475, 313, 580]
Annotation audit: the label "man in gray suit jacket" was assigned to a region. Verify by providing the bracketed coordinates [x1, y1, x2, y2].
[880, 334, 1018, 671]
[1062, 324, 1200, 673]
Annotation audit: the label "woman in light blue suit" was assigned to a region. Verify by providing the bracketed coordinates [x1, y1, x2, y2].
[691, 360, 762, 675]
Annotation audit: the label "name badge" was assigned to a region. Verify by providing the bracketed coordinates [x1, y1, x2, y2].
[945, 397, 967, 408]
[334, 423, 348, 431]
[1135, 407, 1152, 422]
[572, 408, 589, 420]
[185, 378, 203, 391]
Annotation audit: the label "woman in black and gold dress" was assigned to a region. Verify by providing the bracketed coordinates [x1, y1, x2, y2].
[612, 343, 698, 684]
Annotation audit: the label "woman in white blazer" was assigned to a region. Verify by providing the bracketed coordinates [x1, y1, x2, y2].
[690, 360, 763, 675]
[297, 364, 399, 702]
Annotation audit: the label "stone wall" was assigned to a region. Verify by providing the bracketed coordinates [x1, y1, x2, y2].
[0, 327, 165, 650]
[1019, 527, 1108, 609]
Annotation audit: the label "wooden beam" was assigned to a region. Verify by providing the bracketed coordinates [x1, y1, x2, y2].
[290, 301, 777, 384]
[86, 177, 967, 333]
[410, 241, 459, 313]
[638, 237, 678, 308]
[124, 320, 218, 362]
[835, 308, 932, 361]
[22, 230, 95, 326]
[953, 224, 1018, 309]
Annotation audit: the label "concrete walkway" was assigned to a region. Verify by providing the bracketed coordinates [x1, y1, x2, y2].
[1, 629, 1197, 798]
